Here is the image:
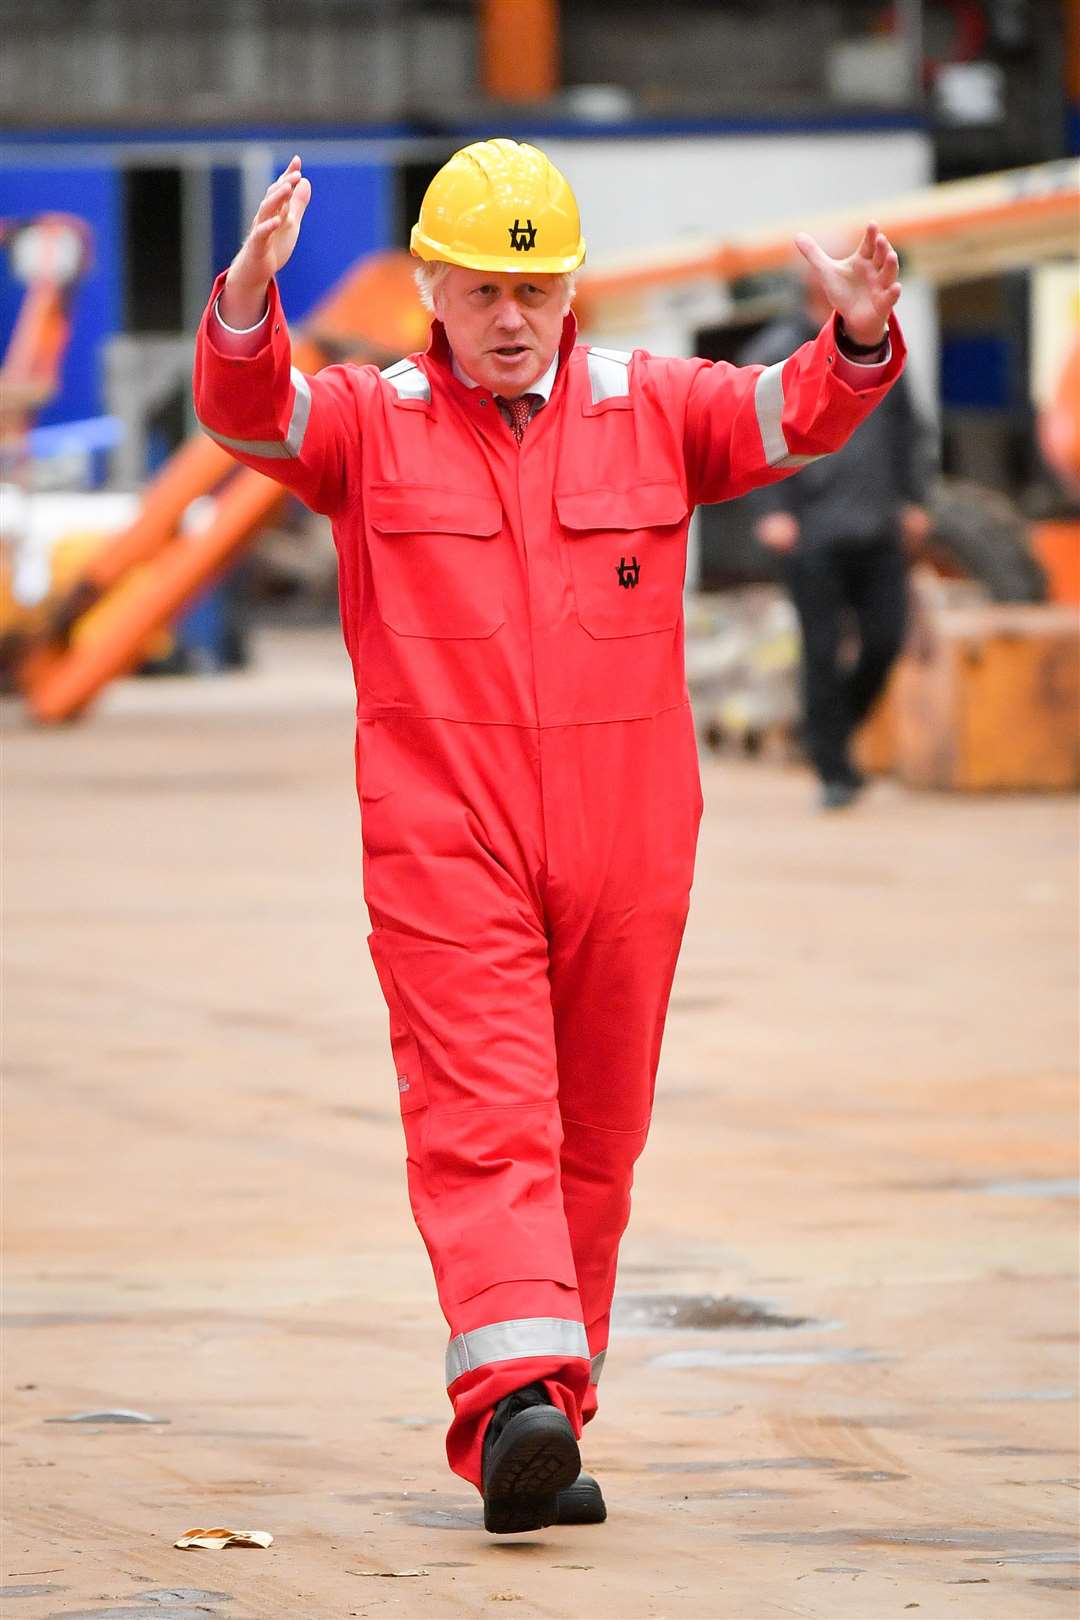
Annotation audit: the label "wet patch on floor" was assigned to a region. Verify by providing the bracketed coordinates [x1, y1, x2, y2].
[3, 1312, 123, 1329]
[70, 770, 295, 796]
[407, 1507, 484, 1530]
[45, 1610, 220, 1620]
[649, 1456, 840, 1474]
[650, 1346, 887, 1370]
[326, 1104, 394, 1125]
[885, 1175, 1079, 1197]
[835, 1470, 910, 1483]
[954, 1445, 1069, 1457]
[978, 1177, 1079, 1198]
[742, 1527, 1077, 1552]
[981, 1388, 1077, 1403]
[208, 1007, 306, 1033]
[121, 1593, 232, 1606]
[613, 1294, 814, 1332]
[967, 1552, 1080, 1566]
[682, 1487, 795, 1501]
[186, 1428, 306, 1441]
[816, 1413, 925, 1432]
[1, 1585, 67, 1599]
[1030, 1577, 1080, 1590]
[339, 1489, 430, 1505]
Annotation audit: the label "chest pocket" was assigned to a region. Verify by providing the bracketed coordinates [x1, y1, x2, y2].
[555, 482, 689, 639]
[367, 483, 505, 639]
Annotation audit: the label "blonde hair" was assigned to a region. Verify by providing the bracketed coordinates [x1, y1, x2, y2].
[414, 260, 576, 314]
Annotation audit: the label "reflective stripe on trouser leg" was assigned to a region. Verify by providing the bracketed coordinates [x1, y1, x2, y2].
[445, 1316, 590, 1386]
[590, 1347, 606, 1382]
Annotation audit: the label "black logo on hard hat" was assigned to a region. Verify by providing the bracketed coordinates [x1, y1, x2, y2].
[616, 556, 641, 589]
[508, 218, 538, 251]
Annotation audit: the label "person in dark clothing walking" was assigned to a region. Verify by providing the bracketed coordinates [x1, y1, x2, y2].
[741, 258, 935, 808]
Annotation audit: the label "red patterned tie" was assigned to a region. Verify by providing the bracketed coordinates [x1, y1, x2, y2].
[496, 393, 537, 443]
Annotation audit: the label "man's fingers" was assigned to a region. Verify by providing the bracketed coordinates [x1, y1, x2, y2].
[253, 183, 292, 229]
[290, 176, 312, 223]
[873, 250, 900, 292]
[793, 231, 832, 276]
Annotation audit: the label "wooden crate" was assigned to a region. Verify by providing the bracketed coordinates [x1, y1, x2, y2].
[854, 673, 899, 776]
[893, 602, 1080, 791]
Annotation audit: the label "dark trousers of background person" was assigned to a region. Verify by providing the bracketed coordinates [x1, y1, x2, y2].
[783, 535, 908, 785]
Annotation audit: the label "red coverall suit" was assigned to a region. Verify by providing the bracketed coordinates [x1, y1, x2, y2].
[194, 272, 904, 1488]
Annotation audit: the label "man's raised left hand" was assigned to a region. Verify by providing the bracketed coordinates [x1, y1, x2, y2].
[794, 222, 901, 347]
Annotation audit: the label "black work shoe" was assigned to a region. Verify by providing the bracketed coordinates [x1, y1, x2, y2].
[555, 1470, 607, 1524]
[820, 778, 860, 811]
[482, 1383, 581, 1535]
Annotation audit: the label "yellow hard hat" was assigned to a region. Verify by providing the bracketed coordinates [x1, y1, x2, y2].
[410, 138, 586, 275]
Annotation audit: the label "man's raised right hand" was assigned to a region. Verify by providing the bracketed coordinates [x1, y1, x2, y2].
[219, 156, 311, 328]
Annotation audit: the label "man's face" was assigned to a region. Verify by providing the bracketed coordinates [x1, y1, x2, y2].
[434, 268, 570, 397]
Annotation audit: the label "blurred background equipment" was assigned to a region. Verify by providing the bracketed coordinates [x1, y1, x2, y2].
[0, 0, 1075, 785]
[3, 251, 426, 721]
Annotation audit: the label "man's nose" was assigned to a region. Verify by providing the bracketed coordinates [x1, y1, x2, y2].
[493, 297, 525, 330]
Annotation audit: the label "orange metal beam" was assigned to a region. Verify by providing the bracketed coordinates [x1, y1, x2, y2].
[480, 0, 559, 102]
[28, 469, 286, 724]
[578, 169, 1080, 305]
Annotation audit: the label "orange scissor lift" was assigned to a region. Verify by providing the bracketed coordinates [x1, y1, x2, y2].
[11, 158, 1080, 724]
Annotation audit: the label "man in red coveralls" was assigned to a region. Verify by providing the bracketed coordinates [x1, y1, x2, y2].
[194, 140, 905, 1534]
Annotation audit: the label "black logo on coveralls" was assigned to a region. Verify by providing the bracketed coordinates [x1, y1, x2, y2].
[508, 217, 538, 252]
[616, 555, 641, 589]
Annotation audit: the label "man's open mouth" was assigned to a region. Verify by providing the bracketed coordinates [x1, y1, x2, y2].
[493, 345, 528, 357]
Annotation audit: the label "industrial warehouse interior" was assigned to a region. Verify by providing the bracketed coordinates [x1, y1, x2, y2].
[2, 3, 1078, 1617]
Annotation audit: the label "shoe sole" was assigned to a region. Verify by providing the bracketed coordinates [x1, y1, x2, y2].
[483, 1407, 581, 1535]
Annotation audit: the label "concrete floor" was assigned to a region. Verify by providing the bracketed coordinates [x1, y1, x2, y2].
[4, 629, 1078, 1620]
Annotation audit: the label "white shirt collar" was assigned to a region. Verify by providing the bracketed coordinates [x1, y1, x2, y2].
[451, 348, 559, 405]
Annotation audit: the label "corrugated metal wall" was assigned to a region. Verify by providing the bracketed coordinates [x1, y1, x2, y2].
[0, 0, 475, 125]
[1, 0, 869, 128]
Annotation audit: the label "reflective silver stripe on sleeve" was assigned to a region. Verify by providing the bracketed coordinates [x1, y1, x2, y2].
[445, 1316, 590, 1386]
[197, 367, 312, 460]
[590, 1348, 606, 1383]
[380, 358, 432, 403]
[286, 367, 312, 455]
[753, 359, 825, 470]
[586, 346, 632, 404]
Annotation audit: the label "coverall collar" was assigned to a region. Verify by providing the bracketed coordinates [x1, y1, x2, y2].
[425, 311, 579, 396]
[452, 347, 559, 405]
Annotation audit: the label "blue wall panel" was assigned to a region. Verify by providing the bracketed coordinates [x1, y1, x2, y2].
[0, 165, 121, 426]
[940, 333, 1011, 411]
[271, 159, 393, 321]
[210, 165, 244, 277]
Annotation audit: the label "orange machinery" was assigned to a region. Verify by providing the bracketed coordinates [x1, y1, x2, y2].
[0, 213, 92, 443]
[13, 250, 429, 722]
